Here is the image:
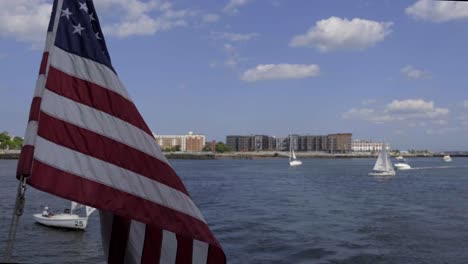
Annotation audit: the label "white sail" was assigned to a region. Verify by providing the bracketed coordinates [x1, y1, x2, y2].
[373, 148, 386, 171]
[71, 202, 96, 218]
[292, 150, 297, 159]
[372, 146, 394, 173]
[86, 207, 96, 217]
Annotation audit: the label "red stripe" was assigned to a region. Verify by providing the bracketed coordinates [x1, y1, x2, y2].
[39, 52, 49, 75]
[176, 235, 193, 264]
[37, 113, 188, 195]
[46, 67, 152, 135]
[29, 97, 41, 121]
[16, 145, 35, 179]
[108, 215, 131, 264]
[28, 160, 222, 248]
[141, 225, 162, 264]
[207, 245, 226, 264]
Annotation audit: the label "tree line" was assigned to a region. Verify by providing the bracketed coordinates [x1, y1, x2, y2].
[0, 132, 23, 150]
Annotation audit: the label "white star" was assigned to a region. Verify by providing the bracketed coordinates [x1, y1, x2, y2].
[89, 13, 96, 21]
[72, 23, 85, 35]
[61, 8, 72, 19]
[78, 2, 89, 13]
[95, 32, 101, 40]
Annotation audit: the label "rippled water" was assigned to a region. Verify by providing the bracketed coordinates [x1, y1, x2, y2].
[1, 158, 468, 263]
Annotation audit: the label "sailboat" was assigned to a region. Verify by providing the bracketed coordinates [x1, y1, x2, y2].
[289, 136, 302, 166]
[33, 202, 96, 230]
[369, 146, 395, 176]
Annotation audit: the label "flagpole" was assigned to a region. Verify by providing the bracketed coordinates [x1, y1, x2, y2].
[2, 175, 27, 262]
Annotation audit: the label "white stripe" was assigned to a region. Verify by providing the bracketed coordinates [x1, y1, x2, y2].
[24, 0, 62, 145]
[34, 75, 46, 98]
[24, 121, 38, 146]
[192, 240, 209, 264]
[99, 210, 114, 261]
[160, 230, 177, 264]
[34, 137, 206, 223]
[49, 46, 130, 100]
[40, 89, 169, 165]
[124, 220, 146, 264]
[44, 32, 54, 53]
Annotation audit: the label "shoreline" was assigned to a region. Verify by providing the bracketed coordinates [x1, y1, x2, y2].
[2, 151, 468, 160]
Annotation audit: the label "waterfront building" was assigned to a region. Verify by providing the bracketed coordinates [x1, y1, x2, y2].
[226, 133, 352, 152]
[253, 135, 270, 151]
[298, 135, 328, 152]
[226, 135, 277, 151]
[226, 135, 252, 152]
[267, 136, 276, 150]
[275, 137, 288, 151]
[351, 140, 387, 152]
[328, 133, 352, 153]
[154, 131, 206, 152]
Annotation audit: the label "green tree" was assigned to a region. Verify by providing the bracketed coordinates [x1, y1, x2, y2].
[215, 142, 232, 153]
[10, 137, 24, 149]
[202, 145, 212, 152]
[0, 132, 11, 150]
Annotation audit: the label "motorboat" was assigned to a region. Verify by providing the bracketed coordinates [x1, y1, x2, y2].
[394, 162, 411, 170]
[369, 145, 396, 176]
[443, 155, 452, 162]
[395, 155, 405, 161]
[33, 202, 96, 230]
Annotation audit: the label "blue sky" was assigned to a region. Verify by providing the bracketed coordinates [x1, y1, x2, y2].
[1, 0, 468, 151]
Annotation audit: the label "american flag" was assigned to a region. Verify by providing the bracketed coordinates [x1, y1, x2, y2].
[16, 0, 226, 263]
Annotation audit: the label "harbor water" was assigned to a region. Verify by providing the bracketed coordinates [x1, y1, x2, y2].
[1, 158, 468, 263]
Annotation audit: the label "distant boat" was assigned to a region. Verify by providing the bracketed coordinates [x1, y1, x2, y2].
[395, 155, 405, 161]
[369, 146, 395, 176]
[443, 155, 452, 162]
[289, 136, 302, 166]
[33, 202, 96, 230]
[394, 162, 411, 170]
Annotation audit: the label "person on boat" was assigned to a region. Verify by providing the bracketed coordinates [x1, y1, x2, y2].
[42, 206, 49, 217]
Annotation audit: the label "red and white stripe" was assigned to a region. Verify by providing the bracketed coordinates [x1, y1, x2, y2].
[19, 0, 226, 262]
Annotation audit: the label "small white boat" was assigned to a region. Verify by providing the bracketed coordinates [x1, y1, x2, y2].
[289, 159, 302, 166]
[395, 155, 405, 161]
[33, 202, 96, 230]
[369, 145, 396, 176]
[443, 155, 452, 162]
[394, 162, 411, 170]
[289, 136, 302, 166]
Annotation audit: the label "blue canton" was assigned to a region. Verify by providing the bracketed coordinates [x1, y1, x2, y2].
[55, 0, 114, 72]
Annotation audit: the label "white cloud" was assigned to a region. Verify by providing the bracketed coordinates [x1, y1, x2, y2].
[202, 13, 220, 23]
[98, 1, 195, 38]
[406, 0, 468, 22]
[211, 31, 258, 42]
[223, 0, 252, 14]
[342, 99, 450, 124]
[289, 16, 392, 52]
[386, 99, 435, 113]
[401, 65, 431, 79]
[0, 0, 198, 43]
[241, 64, 320, 82]
[0, 0, 52, 46]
